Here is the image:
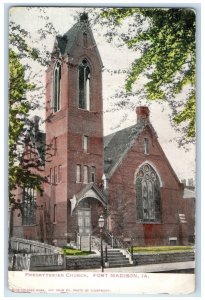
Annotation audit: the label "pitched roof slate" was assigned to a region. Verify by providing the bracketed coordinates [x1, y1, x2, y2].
[104, 124, 140, 174]
[103, 121, 157, 176]
[56, 23, 80, 56]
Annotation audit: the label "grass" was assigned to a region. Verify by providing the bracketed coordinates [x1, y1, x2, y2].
[61, 246, 95, 256]
[61, 245, 194, 255]
[131, 246, 193, 253]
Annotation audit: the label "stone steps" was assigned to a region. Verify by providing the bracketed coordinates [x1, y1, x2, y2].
[104, 249, 132, 268]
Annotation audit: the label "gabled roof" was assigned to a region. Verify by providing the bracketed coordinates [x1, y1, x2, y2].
[75, 183, 107, 205]
[70, 183, 107, 215]
[104, 121, 156, 176]
[56, 23, 80, 56]
[104, 125, 137, 174]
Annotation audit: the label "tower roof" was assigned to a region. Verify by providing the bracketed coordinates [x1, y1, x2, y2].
[54, 13, 102, 66]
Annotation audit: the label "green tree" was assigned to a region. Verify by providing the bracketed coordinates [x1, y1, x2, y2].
[101, 8, 196, 141]
[8, 12, 61, 247]
[9, 49, 45, 202]
[8, 12, 59, 203]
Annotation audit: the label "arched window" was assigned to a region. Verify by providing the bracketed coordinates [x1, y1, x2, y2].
[78, 59, 90, 110]
[52, 61, 61, 112]
[136, 163, 161, 222]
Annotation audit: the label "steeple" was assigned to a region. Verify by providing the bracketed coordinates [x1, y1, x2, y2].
[53, 12, 102, 67]
[79, 12, 89, 23]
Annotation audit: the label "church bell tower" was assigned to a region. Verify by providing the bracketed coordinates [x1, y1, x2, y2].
[44, 13, 104, 245]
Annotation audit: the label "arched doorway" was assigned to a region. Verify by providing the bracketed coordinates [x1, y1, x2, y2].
[77, 197, 105, 236]
[77, 199, 92, 235]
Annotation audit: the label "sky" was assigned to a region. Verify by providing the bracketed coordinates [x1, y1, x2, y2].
[9, 6, 196, 182]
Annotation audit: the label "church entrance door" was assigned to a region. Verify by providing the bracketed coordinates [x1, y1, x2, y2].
[78, 208, 91, 235]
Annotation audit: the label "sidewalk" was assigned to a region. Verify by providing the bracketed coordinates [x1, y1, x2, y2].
[71, 261, 195, 273]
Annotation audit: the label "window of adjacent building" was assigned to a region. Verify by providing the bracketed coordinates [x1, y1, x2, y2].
[76, 165, 81, 182]
[78, 59, 90, 110]
[136, 163, 161, 223]
[144, 138, 149, 154]
[83, 165, 89, 183]
[52, 61, 61, 113]
[58, 165, 62, 182]
[83, 135, 88, 152]
[22, 187, 36, 225]
[91, 166, 96, 183]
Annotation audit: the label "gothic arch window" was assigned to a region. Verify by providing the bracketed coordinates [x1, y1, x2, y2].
[52, 61, 61, 112]
[136, 163, 161, 222]
[78, 59, 91, 110]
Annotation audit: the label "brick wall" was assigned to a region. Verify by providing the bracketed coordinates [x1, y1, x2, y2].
[108, 129, 190, 246]
[40, 22, 104, 247]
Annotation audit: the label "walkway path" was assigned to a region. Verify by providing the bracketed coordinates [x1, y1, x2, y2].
[70, 261, 195, 273]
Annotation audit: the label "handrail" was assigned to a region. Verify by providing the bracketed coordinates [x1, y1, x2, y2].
[103, 230, 125, 249]
[104, 231, 114, 248]
[90, 236, 101, 251]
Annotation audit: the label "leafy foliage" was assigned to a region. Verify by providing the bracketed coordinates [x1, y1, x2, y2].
[8, 16, 50, 204]
[9, 49, 45, 203]
[101, 8, 196, 140]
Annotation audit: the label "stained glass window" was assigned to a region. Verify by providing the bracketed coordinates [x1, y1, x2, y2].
[136, 163, 161, 222]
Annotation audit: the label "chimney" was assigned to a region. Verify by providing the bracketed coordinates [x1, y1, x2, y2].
[181, 179, 186, 186]
[188, 178, 194, 187]
[136, 106, 150, 124]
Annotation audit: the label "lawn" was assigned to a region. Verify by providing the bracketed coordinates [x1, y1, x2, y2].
[61, 246, 95, 256]
[131, 246, 194, 253]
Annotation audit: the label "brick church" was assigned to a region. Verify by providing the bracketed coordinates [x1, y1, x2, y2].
[12, 13, 195, 248]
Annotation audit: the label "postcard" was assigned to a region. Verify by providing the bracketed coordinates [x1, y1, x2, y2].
[8, 5, 196, 295]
